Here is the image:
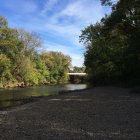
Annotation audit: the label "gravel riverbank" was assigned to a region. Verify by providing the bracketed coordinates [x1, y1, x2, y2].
[0, 87, 140, 140]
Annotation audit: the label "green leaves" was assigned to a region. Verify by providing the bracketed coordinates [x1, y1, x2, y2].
[0, 54, 12, 82]
[0, 16, 71, 88]
[80, 0, 140, 85]
[41, 51, 71, 84]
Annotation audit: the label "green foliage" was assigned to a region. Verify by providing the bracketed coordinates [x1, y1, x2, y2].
[41, 51, 71, 83]
[0, 17, 23, 61]
[80, 0, 140, 85]
[33, 53, 50, 83]
[0, 16, 71, 88]
[0, 54, 12, 83]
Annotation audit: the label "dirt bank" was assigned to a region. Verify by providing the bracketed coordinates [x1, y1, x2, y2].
[0, 87, 140, 140]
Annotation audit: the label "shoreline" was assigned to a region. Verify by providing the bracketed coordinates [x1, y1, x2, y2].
[0, 81, 84, 89]
[0, 87, 140, 139]
[0, 86, 139, 111]
[0, 87, 89, 110]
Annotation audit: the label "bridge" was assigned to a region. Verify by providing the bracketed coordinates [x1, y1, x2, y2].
[67, 73, 87, 76]
[67, 73, 87, 83]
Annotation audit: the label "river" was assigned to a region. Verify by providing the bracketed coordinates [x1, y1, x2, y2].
[0, 84, 87, 108]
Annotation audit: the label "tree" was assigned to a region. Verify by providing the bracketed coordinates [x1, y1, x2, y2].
[33, 53, 50, 84]
[0, 54, 12, 84]
[0, 15, 72, 88]
[80, 0, 140, 85]
[41, 51, 71, 83]
[102, 0, 140, 81]
[0, 16, 23, 61]
[0, 16, 8, 28]
[0, 16, 23, 86]
[17, 29, 41, 56]
[12, 29, 42, 84]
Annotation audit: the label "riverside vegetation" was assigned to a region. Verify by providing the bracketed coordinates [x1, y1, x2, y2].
[0, 16, 71, 88]
[80, 0, 140, 86]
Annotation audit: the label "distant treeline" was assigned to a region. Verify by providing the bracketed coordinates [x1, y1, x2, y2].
[80, 0, 140, 86]
[0, 16, 71, 88]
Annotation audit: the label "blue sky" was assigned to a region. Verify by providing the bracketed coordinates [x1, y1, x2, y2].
[0, 0, 111, 66]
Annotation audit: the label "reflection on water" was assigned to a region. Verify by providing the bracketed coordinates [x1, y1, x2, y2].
[0, 84, 87, 108]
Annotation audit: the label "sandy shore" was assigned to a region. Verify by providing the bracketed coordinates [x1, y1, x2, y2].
[0, 87, 140, 140]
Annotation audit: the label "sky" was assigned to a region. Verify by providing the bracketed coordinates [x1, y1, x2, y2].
[0, 0, 111, 67]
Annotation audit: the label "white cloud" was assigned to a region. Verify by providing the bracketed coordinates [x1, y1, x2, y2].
[41, 0, 59, 16]
[40, 0, 106, 46]
[4, 0, 111, 66]
[38, 42, 84, 67]
[58, 1, 84, 18]
[52, 0, 104, 25]
[9, 0, 107, 46]
[25, 0, 109, 66]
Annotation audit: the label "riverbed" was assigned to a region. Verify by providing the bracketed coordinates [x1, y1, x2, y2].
[0, 84, 87, 108]
[0, 87, 140, 139]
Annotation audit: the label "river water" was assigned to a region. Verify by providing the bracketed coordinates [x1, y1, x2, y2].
[0, 84, 87, 108]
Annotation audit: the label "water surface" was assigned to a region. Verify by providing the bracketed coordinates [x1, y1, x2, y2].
[0, 84, 87, 108]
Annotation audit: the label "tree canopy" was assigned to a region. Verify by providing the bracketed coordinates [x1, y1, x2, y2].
[80, 0, 140, 85]
[0, 16, 71, 88]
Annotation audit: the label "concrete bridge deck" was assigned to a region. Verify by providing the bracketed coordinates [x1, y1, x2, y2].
[67, 73, 87, 76]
